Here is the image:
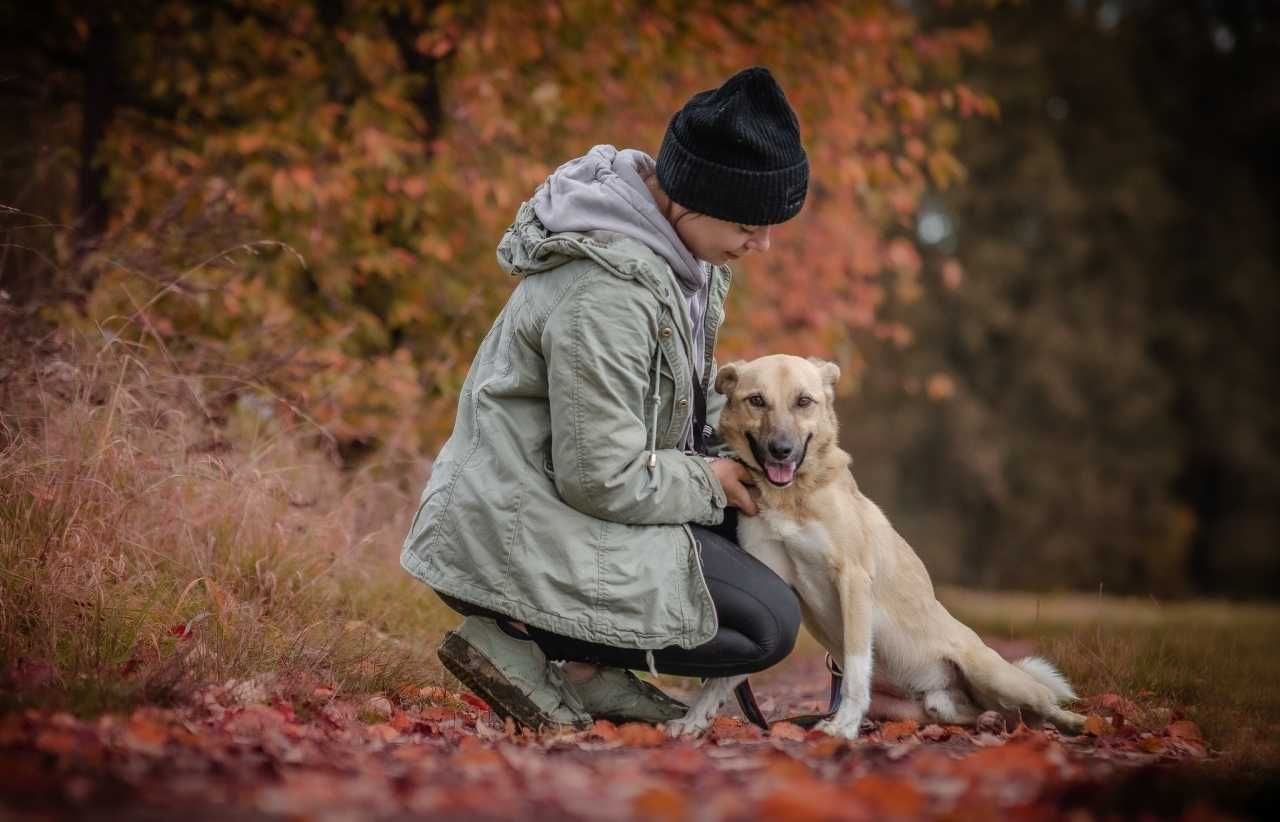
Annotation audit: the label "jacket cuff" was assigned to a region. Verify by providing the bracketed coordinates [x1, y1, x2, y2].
[688, 454, 727, 525]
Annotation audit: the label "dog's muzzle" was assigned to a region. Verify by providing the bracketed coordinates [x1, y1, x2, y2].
[746, 432, 812, 487]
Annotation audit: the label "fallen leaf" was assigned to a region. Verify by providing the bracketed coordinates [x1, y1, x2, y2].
[920, 724, 950, 742]
[632, 785, 688, 820]
[769, 721, 807, 742]
[459, 693, 489, 712]
[617, 722, 666, 748]
[367, 723, 400, 743]
[590, 719, 621, 742]
[1166, 720, 1203, 742]
[849, 773, 927, 816]
[34, 729, 79, 757]
[1138, 734, 1166, 753]
[709, 715, 762, 743]
[1082, 714, 1111, 737]
[120, 714, 169, 755]
[881, 719, 919, 741]
[1092, 693, 1139, 717]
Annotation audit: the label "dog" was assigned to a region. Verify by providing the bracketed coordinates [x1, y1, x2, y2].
[667, 355, 1086, 739]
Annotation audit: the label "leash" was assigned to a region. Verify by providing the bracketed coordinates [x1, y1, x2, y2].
[734, 654, 844, 730]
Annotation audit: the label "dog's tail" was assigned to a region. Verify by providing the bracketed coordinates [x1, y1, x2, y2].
[955, 645, 1085, 732]
[1013, 656, 1077, 702]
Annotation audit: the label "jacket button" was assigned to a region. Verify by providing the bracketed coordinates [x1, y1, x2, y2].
[678, 398, 688, 408]
[660, 326, 673, 338]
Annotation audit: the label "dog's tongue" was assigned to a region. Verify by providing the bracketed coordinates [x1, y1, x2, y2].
[766, 461, 796, 485]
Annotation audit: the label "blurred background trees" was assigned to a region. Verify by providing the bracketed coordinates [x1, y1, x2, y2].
[842, 0, 1280, 598]
[2, 1, 1276, 598]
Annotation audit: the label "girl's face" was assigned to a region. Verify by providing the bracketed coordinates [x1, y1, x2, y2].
[675, 213, 773, 266]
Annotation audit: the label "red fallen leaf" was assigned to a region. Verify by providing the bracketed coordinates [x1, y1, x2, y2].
[758, 781, 853, 820]
[632, 785, 688, 820]
[34, 728, 80, 757]
[1136, 689, 1157, 698]
[168, 623, 194, 640]
[762, 752, 814, 782]
[367, 723, 400, 743]
[590, 718, 621, 742]
[709, 715, 762, 742]
[419, 706, 468, 725]
[1138, 734, 1166, 753]
[390, 711, 414, 732]
[121, 714, 170, 755]
[769, 721, 807, 742]
[1082, 714, 1111, 737]
[312, 686, 335, 700]
[806, 734, 849, 757]
[1167, 720, 1203, 742]
[920, 724, 951, 742]
[459, 693, 489, 712]
[647, 744, 709, 776]
[881, 719, 919, 741]
[849, 773, 927, 817]
[1092, 692, 1139, 717]
[417, 686, 450, 702]
[451, 737, 507, 770]
[617, 722, 666, 747]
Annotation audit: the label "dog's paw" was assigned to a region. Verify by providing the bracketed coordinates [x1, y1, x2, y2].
[1052, 709, 1087, 735]
[815, 709, 866, 740]
[665, 714, 711, 738]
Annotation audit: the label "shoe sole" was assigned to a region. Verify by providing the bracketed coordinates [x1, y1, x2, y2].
[437, 631, 590, 733]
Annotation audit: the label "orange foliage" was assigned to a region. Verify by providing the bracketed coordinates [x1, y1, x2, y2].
[64, 1, 991, 454]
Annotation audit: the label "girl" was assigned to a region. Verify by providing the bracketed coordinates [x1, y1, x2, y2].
[401, 67, 809, 731]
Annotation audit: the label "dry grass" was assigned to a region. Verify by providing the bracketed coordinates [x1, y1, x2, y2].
[4, 325, 1279, 797]
[0, 331, 457, 715]
[940, 586, 1280, 777]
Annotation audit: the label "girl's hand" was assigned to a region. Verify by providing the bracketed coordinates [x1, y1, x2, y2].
[708, 458, 758, 516]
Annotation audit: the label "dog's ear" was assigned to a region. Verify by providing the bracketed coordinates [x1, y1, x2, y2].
[714, 361, 744, 396]
[807, 357, 841, 399]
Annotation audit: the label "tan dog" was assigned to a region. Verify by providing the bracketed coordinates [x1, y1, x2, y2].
[668, 355, 1085, 739]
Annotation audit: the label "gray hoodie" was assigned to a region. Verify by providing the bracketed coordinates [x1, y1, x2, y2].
[531, 145, 713, 383]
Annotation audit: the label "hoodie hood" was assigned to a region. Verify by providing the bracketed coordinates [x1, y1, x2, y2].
[530, 145, 709, 299]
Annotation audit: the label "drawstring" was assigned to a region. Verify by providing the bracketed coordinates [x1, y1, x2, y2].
[647, 344, 662, 472]
[645, 649, 659, 678]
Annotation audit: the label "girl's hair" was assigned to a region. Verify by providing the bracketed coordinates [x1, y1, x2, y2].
[640, 168, 707, 231]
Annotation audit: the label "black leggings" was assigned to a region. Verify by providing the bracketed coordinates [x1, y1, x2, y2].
[437, 510, 802, 678]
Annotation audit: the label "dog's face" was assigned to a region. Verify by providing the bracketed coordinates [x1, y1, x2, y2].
[714, 355, 841, 488]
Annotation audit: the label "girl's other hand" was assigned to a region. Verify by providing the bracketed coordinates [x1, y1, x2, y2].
[708, 458, 758, 516]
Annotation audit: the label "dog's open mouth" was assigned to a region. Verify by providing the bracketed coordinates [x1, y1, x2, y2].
[764, 461, 798, 486]
[746, 433, 811, 488]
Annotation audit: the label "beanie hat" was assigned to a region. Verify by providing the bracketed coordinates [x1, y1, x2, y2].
[656, 66, 808, 226]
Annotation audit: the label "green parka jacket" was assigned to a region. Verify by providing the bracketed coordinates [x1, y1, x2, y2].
[400, 200, 732, 650]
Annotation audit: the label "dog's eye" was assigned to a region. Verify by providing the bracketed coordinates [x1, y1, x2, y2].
[796, 396, 814, 408]
[746, 394, 767, 408]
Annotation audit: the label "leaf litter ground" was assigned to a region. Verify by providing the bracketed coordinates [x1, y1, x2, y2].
[0, 645, 1241, 820]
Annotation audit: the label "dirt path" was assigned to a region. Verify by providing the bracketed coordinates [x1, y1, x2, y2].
[0, 647, 1225, 821]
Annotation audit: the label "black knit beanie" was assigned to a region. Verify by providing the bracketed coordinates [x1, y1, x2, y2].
[656, 66, 808, 226]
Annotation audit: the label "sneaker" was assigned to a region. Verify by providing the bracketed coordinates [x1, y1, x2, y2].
[571, 667, 689, 724]
[437, 617, 592, 733]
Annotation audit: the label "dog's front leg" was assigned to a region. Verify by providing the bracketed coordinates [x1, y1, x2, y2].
[816, 568, 873, 739]
[665, 675, 746, 737]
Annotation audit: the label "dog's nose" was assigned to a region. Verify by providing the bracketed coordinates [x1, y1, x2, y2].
[767, 440, 794, 461]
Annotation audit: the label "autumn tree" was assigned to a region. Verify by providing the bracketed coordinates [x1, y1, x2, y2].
[3, 0, 991, 457]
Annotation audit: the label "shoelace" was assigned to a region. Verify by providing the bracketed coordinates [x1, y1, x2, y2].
[542, 659, 589, 715]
